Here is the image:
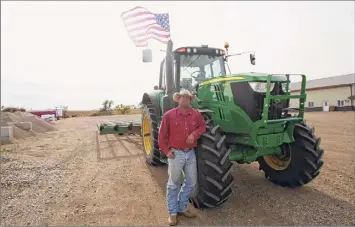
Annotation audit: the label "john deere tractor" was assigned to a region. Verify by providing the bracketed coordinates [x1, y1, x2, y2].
[140, 40, 324, 209]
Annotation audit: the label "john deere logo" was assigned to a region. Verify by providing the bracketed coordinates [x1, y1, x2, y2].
[274, 99, 281, 104]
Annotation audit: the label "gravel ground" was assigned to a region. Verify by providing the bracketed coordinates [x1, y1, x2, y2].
[1, 112, 354, 226]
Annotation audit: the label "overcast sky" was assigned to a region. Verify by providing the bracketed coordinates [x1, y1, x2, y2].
[1, 1, 354, 110]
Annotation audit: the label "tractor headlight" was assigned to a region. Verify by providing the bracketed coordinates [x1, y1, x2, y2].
[249, 82, 275, 93]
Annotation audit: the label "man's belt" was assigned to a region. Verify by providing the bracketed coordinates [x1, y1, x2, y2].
[170, 147, 192, 152]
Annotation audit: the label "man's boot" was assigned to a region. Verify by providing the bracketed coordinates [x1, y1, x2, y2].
[177, 209, 197, 218]
[168, 215, 177, 226]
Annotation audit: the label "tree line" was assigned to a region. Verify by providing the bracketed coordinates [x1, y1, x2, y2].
[100, 100, 133, 115]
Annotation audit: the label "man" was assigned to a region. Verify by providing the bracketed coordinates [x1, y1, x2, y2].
[158, 90, 206, 226]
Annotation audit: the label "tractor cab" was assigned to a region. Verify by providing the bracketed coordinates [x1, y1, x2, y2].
[151, 43, 255, 94]
[155, 45, 228, 93]
[174, 46, 227, 91]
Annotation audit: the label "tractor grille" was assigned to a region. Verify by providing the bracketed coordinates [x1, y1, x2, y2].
[230, 82, 290, 121]
[213, 84, 225, 102]
[213, 84, 226, 120]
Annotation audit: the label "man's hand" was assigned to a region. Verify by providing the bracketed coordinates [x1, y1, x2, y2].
[186, 134, 195, 144]
[166, 150, 175, 159]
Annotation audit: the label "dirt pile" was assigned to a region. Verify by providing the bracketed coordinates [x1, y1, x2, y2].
[13, 112, 57, 133]
[12, 125, 37, 140]
[0, 111, 57, 142]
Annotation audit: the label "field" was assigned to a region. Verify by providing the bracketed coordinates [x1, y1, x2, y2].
[66, 109, 142, 117]
[1, 112, 354, 226]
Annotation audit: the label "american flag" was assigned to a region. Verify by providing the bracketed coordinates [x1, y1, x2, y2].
[121, 6, 171, 47]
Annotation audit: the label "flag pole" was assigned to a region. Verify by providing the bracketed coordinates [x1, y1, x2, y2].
[167, 13, 172, 43]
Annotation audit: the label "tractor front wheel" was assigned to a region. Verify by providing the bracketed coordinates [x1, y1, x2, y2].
[258, 122, 324, 187]
[189, 115, 234, 208]
[141, 103, 165, 166]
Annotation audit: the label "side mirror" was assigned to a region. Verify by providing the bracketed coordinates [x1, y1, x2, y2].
[142, 49, 152, 63]
[250, 53, 256, 65]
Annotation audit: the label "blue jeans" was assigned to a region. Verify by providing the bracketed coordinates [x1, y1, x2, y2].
[166, 149, 197, 215]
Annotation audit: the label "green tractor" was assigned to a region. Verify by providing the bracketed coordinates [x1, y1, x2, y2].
[140, 40, 324, 209]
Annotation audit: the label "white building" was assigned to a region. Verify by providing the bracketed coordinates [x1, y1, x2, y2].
[289, 73, 355, 111]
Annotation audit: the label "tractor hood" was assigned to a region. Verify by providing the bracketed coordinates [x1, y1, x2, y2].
[199, 73, 290, 86]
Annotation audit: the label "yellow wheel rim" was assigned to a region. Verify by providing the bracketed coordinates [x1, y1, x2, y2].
[263, 145, 291, 171]
[142, 114, 152, 155]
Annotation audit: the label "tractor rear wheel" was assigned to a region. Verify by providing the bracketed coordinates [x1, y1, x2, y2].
[141, 103, 165, 166]
[258, 122, 324, 187]
[189, 115, 234, 208]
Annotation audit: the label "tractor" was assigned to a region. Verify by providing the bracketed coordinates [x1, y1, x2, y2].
[140, 40, 324, 209]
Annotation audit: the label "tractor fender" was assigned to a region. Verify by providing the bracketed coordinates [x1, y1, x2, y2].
[142, 91, 162, 120]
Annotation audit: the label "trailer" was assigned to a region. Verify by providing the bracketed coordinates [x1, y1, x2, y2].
[97, 120, 142, 136]
[29, 110, 57, 118]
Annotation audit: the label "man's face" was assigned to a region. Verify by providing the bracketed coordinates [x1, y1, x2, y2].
[178, 95, 191, 108]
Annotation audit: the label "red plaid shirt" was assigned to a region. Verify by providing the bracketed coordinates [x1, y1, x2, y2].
[158, 107, 206, 155]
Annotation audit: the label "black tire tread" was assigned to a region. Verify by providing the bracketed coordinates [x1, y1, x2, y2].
[258, 122, 324, 187]
[190, 115, 234, 208]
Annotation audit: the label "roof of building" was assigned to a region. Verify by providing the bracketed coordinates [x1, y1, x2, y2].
[290, 73, 355, 91]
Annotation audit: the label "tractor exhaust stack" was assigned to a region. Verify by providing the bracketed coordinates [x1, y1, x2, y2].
[161, 39, 176, 114]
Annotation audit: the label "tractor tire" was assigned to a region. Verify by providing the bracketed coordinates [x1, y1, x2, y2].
[141, 103, 165, 166]
[189, 115, 234, 208]
[258, 122, 324, 187]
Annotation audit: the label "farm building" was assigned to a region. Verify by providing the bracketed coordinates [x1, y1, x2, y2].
[289, 73, 355, 111]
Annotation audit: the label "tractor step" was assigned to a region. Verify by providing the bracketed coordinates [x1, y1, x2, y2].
[97, 120, 141, 135]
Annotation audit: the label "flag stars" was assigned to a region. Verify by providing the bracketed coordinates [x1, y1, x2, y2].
[155, 13, 170, 32]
